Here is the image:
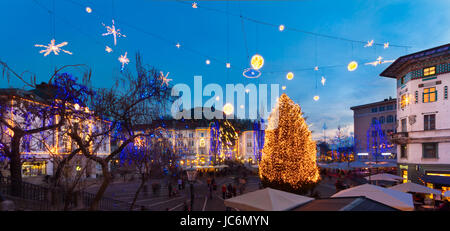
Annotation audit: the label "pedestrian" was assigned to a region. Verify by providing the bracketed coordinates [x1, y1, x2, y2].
[232, 184, 237, 197]
[221, 184, 227, 199]
[227, 183, 233, 198]
[178, 178, 182, 190]
[211, 178, 216, 190]
[168, 183, 173, 197]
[207, 177, 211, 188]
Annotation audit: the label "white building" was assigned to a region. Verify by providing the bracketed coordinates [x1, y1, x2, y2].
[380, 43, 450, 192]
[0, 85, 110, 179]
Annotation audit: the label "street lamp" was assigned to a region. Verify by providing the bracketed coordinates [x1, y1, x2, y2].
[186, 167, 197, 211]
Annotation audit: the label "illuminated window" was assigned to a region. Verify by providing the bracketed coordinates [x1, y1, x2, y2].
[22, 161, 47, 177]
[402, 169, 408, 183]
[423, 87, 437, 103]
[401, 94, 410, 109]
[423, 66, 436, 77]
[424, 114, 436, 131]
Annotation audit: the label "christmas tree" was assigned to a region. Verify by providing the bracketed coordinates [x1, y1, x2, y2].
[259, 93, 320, 194]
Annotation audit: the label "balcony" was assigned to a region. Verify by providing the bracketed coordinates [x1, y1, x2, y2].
[390, 132, 409, 144]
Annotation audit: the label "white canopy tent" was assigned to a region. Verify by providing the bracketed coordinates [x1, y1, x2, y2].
[365, 173, 403, 182]
[331, 183, 414, 211]
[389, 182, 442, 195]
[224, 187, 314, 211]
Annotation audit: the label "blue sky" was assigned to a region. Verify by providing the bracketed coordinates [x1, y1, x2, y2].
[1, 0, 449, 139]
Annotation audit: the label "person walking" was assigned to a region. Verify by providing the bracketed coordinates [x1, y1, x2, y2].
[232, 184, 237, 197]
[221, 184, 227, 199]
[168, 182, 173, 198]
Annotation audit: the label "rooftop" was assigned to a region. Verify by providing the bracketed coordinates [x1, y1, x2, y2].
[380, 43, 450, 78]
[350, 98, 396, 111]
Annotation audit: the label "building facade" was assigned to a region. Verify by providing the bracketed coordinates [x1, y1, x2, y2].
[351, 98, 397, 161]
[0, 86, 110, 179]
[380, 43, 450, 192]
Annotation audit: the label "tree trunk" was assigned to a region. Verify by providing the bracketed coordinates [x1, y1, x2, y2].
[9, 135, 23, 197]
[130, 173, 146, 211]
[89, 161, 111, 211]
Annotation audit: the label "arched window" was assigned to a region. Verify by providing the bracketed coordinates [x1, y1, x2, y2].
[379, 116, 385, 124]
[372, 117, 377, 124]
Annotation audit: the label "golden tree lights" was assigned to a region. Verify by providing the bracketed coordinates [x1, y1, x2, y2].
[259, 93, 320, 192]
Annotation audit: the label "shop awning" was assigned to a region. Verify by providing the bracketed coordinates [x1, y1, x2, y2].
[420, 175, 450, 186]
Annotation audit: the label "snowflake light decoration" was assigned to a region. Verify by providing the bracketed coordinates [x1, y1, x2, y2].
[364, 40, 374, 47]
[118, 52, 130, 70]
[35, 39, 72, 56]
[365, 56, 395, 66]
[102, 19, 126, 46]
[192, 2, 198, 8]
[160, 71, 172, 87]
[105, 46, 113, 53]
[384, 42, 389, 49]
[321, 76, 326, 86]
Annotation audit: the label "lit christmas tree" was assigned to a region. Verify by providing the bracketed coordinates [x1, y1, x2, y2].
[259, 93, 320, 194]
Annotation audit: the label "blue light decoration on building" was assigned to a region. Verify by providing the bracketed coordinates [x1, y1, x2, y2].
[209, 121, 220, 164]
[366, 119, 394, 162]
[252, 119, 265, 163]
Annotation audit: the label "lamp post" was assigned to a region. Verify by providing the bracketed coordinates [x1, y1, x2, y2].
[186, 167, 197, 211]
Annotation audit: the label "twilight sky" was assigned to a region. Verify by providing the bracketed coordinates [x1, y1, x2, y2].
[1, 0, 449, 139]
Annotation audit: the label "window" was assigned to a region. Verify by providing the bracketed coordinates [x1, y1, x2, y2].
[402, 169, 408, 183]
[379, 106, 385, 112]
[445, 86, 448, 100]
[387, 105, 394, 111]
[424, 114, 436, 130]
[401, 76, 405, 85]
[423, 66, 436, 77]
[415, 91, 418, 103]
[379, 116, 385, 124]
[401, 94, 410, 109]
[423, 87, 437, 103]
[371, 117, 377, 124]
[371, 107, 378, 113]
[422, 143, 438, 159]
[387, 115, 394, 123]
[400, 145, 407, 159]
[200, 133, 204, 137]
[401, 118, 407, 132]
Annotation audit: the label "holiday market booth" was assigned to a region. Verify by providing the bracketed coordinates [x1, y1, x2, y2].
[331, 183, 414, 211]
[224, 188, 314, 211]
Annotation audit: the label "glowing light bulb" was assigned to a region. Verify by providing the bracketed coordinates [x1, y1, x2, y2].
[282, 86, 286, 90]
[105, 46, 113, 53]
[74, 103, 80, 111]
[206, 59, 210, 65]
[240, 105, 244, 109]
[313, 95, 320, 101]
[176, 43, 181, 48]
[250, 54, 264, 70]
[347, 61, 358, 71]
[223, 103, 234, 115]
[245, 89, 250, 93]
[286, 72, 294, 80]
[86, 7, 92, 13]
[215, 96, 220, 101]
[279, 25, 285, 31]
[226, 63, 231, 68]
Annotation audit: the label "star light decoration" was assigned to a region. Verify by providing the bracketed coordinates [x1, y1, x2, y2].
[105, 46, 113, 53]
[384, 42, 389, 49]
[35, 39, 72, 56]
[160, 71, 172, 87]
[192, 2, 198, 8]
[365, 56, 395, 66]
[102, 19, 126, 46]
[364, 40, 374, 47]
[118, 52, 130, 71]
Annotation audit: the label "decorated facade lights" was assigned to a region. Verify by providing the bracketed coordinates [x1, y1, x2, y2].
[286, 72, 294, 80]
[102, 19, 126, 46]
[160, 71, 172, 87]
[365, 56, 395, 67]
[347, 61, 358, 71]
[105, 46, 113, 53]
[364, 40, 374, 47]
[118, 52, 130, 71]
[35, 39, 72, 56]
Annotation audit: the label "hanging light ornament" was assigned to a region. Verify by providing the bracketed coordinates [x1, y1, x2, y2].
[286, 72, 294, 80]
[176, 43, 181, 48]
[321, 76, 326, 86]
[86, 7, 92, 13]
[313, 95, 320, 101]
[35, 39, 72, 56]
[192, 2, 198, 8]
[102, 20, 126, 46]
[250, 54, 264, 70]
[364, 40, 374, 47]
[206, 59, 211, 65]
[279, 25, 285, 31]
[282, 86, 286, 90]
[226, 63, 231, 68]
[384, 42, 389, 49]
[105, 46, 113, 53]
[160, 71, 172, 87]
[118, 52, 130, 71]
[223, 103, 234, 115]
[365, 56, 395, 66]
[347, 61, 358, 71]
